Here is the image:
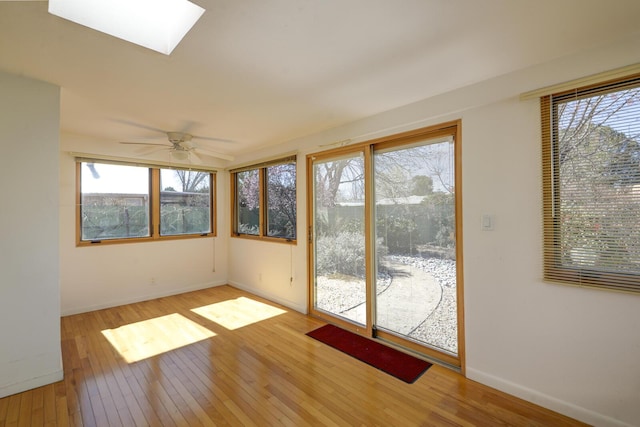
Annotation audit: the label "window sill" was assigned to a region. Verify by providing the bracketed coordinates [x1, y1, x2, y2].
[76, 232, 215, 247]
[231, 233, 297, 245]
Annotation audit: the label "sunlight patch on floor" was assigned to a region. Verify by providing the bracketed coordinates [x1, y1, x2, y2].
[191, 297, 287, 330]
[101, 313, 215, 363]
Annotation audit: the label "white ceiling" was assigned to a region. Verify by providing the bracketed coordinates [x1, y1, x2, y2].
[1, 0, 639, 162]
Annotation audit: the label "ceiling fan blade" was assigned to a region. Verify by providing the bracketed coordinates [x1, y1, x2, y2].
[116, 124, 234, 161]
[180, 139, 196, 150]
[135, 146, 167, 156]
[177, 120, 199, 135]
[120, 141, 169, 147]
[194, 147, 235, 161]
[193, 135, 237, 144]
[112, 119, 167, 135]
[189, 150, 203, 164]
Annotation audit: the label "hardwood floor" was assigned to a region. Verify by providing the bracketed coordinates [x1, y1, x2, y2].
[0, 285, 586, 426]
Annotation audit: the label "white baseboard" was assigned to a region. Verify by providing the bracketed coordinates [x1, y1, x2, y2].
[0, 370, 63, 399]
[466, 368, 634, 427]
[228, 280, 307, 314]
[61, 280, 227, 316]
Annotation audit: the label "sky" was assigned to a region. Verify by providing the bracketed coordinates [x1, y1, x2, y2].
[81, 162, 184, 194]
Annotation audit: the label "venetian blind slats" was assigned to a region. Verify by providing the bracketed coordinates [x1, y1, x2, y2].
[542, 74, 640, 292]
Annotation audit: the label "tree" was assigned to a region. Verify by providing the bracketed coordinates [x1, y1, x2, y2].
[554, 85, 640, 272]
[421, 192, 455, 248]
[412, 175, 433, 196]
[558, 87, 640, 166]
[314, 158, 364, 208]
[237, 169, 260, 233]
[267, 163, 297, 238]
[234, 164, 297, 238]
[374, 165, 410, 200]
[175, 170, 209, 192]
[602, 135, 640, 187]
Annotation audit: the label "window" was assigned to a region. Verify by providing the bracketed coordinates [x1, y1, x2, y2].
[542, 74, 640, 292]
[308, 122, 463, 367]
[79, 162, 151, 241]
[77, 160, 215, 244]
[266, 162, 296, 238]
[159, 169, 213, 236]
[231, 156, 296, 242]
[236, 169, 260, 235]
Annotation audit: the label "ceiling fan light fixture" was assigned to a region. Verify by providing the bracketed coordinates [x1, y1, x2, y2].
[48, 0, 205, 55]
[170, 150, 189, 161]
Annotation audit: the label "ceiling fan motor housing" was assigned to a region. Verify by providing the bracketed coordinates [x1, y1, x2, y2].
[167, 132, 192, 144]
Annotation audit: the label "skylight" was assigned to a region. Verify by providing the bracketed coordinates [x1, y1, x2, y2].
[48, 0, 205, 55]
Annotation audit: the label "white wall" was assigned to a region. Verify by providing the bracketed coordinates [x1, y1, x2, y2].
[227, 34, 640, 426]
[59, 134, 229, 315]
[0, 71, 63, 397]
[227, 155, 308, 312]
[228, 204, 307, 313]
[463, 95, 640, 427]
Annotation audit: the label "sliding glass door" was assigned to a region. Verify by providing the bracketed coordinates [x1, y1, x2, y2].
[310, 151, 368, 327]
[373, 137, 458, 358]
[308, 122, 462, 367]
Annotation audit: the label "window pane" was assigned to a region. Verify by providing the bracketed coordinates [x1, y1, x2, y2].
[160, 169, 211, 236]
[80, 162, 150, 240]
[374, 139, 457, 354]
[313, 153, 366, 325]
[554, 83, 640, 276]
[237, 169, 260, 235]
[266, 163, 296, 239]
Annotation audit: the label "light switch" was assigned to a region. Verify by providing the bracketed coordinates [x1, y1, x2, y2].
[481, 214, 494, 231]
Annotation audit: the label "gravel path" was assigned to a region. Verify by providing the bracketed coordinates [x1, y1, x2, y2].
[315, 255, 458, 354]
[389, 255, 458, 354]
[342, 261, 441, 332]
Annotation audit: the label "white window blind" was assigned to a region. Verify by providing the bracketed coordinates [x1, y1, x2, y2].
[542, 74, 640, 292]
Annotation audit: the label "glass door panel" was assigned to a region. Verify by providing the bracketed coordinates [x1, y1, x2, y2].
[311, 152, 366, 326]
[308, 123, 462, 367]
[373, 138, 458, 356]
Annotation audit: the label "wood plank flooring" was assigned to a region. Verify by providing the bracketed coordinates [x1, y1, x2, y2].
[0, 285, 587, 426]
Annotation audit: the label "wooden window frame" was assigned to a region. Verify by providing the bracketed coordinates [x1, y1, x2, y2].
[76, 161, 216, 246]
[230, 156, 297, 244]
[541, 73, 640, 293]
[306, 120, 465, 370]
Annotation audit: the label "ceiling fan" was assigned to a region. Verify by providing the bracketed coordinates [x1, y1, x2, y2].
[120, 131, 234, 162]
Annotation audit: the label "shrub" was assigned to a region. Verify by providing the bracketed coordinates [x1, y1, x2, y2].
[238, 223, 259, 235]
[316, 232, 388, 278]
[316, 231, 365, 278]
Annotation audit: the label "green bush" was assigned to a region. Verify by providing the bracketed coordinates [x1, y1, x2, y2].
[316, 231, 365, 278]
[316, 232, 388, 278]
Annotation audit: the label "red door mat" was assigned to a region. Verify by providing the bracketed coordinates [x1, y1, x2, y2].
[306, 324, 431, 383]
